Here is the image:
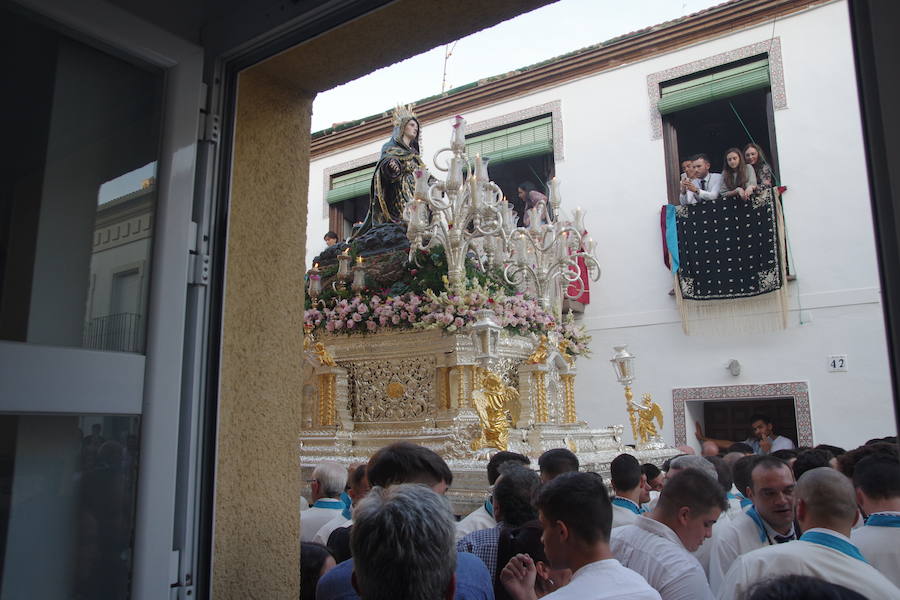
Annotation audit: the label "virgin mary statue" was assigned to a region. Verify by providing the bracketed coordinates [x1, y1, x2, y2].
[353, 105, 424, 237]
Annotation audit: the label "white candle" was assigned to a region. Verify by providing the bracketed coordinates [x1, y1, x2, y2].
[451, 115, 466, 152]
[446, 157, 463, 191]
[574, 206, 585, 233]
[550, 177, 562, 207]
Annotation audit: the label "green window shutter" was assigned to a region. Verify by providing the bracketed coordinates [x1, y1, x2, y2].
[327, 166, 374, 204]
[465, 116, 553, 165]
[658, 59, 770, 115]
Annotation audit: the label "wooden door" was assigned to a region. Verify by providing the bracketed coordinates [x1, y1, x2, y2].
[704, 397, 797, 447]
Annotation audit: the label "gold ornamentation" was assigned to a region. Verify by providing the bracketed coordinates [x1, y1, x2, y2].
[391, 104, 416, 128]
[527, 336, 550, 364]
[386, 381, 406, 398]
[561, 374, 577, 423]
[303, 323, 315, 351]
[437, 367, 451, 411]
[471, 368, 519, 451]
[318, 373, 336, 426]
[314, 342, 337, 367]
[558, 340, 575, 365]
[626, 390, 663, 444]
[533, 371, 548, 422]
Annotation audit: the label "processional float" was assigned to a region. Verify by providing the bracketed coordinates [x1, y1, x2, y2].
[300, 108, 673, 511]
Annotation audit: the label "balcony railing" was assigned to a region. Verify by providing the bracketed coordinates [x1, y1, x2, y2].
[83, 312, 144, 353]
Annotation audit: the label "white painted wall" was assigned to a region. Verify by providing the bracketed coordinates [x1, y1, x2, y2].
[306, 1, 896, 448]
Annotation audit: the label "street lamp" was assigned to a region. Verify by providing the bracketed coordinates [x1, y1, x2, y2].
[610, 345, 635, 387]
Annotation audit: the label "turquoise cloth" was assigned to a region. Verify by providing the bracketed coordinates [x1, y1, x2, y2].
[800, 531, 867, 563]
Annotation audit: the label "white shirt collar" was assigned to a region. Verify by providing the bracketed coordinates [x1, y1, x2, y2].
[758, 512, 795, 539]
[634, 514, 686, 550]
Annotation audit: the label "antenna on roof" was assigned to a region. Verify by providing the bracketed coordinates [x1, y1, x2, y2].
[441, 41, 459, 93]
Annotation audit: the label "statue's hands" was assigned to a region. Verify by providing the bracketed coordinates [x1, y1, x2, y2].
[387, 159, 401, 179]
[695, 421, 705, 442]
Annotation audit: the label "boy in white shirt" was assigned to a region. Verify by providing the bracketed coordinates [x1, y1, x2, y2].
[850, 455, 900, 587]
[500, 472, 660, 600]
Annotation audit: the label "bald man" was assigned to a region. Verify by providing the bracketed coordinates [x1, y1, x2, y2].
[717, 467, 900, 600]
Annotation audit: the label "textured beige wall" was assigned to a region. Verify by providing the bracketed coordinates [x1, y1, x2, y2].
[212, 2, 555, 598]
[213, 67, 311, 599]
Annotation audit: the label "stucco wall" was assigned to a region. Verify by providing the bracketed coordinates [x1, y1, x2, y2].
[306, 0, 895, 449]
[214, 68, 311, 598]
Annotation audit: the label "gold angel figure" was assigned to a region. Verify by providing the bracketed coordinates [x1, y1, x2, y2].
[471, 369, 519, 451]
[628, 392, 663, 444]
[313, 342, 337, 367]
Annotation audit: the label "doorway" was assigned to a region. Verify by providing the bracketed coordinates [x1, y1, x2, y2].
[703, 397, 798, 447]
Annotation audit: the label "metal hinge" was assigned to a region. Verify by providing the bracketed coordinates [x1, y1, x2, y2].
[201, 113, 220, 144]
[189, 252, 210, 286]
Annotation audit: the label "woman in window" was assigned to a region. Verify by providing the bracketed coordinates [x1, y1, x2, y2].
[518, 181, 549, 227]
[720, 147, 757, 200]
[744, 142, 775, 192]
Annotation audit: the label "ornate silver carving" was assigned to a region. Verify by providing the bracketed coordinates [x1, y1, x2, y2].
[346, 356, 436, 421]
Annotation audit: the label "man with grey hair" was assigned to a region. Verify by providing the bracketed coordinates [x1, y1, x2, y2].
[301, 461, 350, 542]
[317, 443, 492, 600]
[351, 484, 457, 600]
[718, 467, 900, 600]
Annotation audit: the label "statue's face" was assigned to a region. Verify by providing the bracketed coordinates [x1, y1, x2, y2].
[404, 119, 419, 139]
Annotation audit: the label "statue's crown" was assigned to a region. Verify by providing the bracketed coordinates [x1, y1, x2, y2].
[391, 104, 416, 127]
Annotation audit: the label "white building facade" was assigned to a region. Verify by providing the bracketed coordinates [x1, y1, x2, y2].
[306, 0, 893, 451]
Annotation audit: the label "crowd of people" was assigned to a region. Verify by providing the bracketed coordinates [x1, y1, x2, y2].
[678, 143, 775, 206]
[299, 427, 899, 600]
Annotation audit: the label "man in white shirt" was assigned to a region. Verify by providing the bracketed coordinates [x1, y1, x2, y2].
[850, 455, 900, 586]
[679, 154, 722, 204]
[696, 414, 795, 456]
[678, 157, 698, 206]
[709, 457, 797, 594]
[718, 467, 900, 600]
[456, 451, 530, 541]
[611, 453, 650, 528]
[313, 463, 369, 545]
[661, 455, 722, 576]
[722, 453, 753, 519]
[611, 468, 726, 600]
[300, 460, 349, 542]
[500, 471, 660, 600]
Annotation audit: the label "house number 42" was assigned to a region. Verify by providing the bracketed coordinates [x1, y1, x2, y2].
[828, 355, 848, 372]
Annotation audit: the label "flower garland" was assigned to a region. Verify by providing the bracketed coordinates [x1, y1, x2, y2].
[304, 280, 591, 358]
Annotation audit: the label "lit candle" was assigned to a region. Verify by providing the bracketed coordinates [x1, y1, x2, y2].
[337, 248, 352, 280]
[352, 257, 366, 294]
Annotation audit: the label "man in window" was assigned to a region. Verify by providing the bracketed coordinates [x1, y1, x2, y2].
[680, 154, 722, 204]
[695, 413, 796, 456]
[679, 157, 698, 206]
